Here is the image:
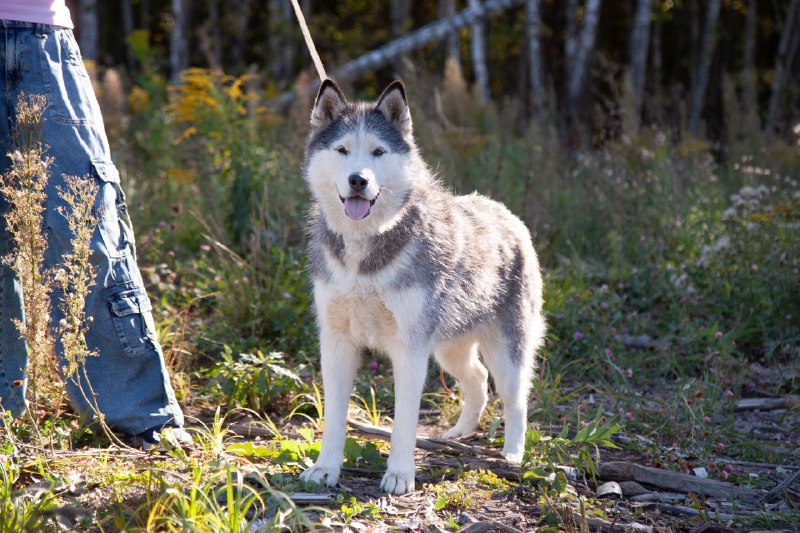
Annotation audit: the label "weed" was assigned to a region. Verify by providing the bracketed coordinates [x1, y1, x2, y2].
[339, 499, 381, 525]
[0, 94, 57, 408]
[522, 412, 623, 489]
[203, 346, 307, 414]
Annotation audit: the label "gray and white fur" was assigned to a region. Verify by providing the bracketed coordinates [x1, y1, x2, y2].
[299, 79, 545, 495]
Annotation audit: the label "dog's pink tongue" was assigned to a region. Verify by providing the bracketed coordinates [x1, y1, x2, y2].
[344, 197, 370, 220]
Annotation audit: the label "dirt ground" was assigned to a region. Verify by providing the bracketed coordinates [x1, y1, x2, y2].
[214, 389, 800, 533]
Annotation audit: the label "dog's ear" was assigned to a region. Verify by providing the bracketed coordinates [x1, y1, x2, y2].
[310, 79, 347, 132]
[376, 81, 412, 135]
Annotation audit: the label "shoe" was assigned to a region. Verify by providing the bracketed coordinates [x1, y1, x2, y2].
[130, 425, 193, 452]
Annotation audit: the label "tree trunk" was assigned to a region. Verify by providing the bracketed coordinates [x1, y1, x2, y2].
[565, 0, 603, 114]
[391, 0, 412, 36]
[121, 0, 135, 70]
[687, 0, 722, 135]
[565, 0, 579, 69]
[79, 0, 99, 62]
[269, 0, 295, 82]
[765, 0, 800, 136]
[228, 0, 251, 70]
[650, 9, 662, 91]
[170, 0, 190, 83]
[468, 0, 491, 104]
[629, 0, 653, 118]
[391, 0, 412, 74]
[439, 0, 461, 62]
[741, 0, 759, 127]
[525, 0, 546, 111]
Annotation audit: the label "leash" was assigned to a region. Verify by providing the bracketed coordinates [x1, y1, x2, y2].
[290, 0, 327, 81]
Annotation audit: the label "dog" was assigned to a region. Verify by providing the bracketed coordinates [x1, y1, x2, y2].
[299, 79, 545, 495]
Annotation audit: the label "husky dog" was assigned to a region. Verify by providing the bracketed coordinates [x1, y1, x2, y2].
[299, 79, 545, 495]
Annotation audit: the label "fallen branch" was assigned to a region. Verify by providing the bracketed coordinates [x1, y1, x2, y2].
[734, 396, 797, 412]
[635, 502, 737, 522]
[270, 0, 525, 107]
[347, 419, 504, 458]
[598, 461, 761, 500]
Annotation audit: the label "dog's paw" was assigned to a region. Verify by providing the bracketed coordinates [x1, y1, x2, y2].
[380, 469, 415, 495]
[502, 448, 524, 464]
[299, 464, 341, 487]
[442, 423, 475, 440]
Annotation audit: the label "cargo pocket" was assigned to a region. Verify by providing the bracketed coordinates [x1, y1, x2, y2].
[92, 160, 136, 260]
[109, 287, 159, 358]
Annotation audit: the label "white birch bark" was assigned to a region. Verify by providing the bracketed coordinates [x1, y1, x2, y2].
[687, 0, 722, 135]
[565, 0, 602, 113]
[170, 0, 189, 83]
[469, 0, 491, 104]
[629, 0, 653, 116]
[526, 0, 546, 109]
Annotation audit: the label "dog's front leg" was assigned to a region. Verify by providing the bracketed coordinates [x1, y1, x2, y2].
[381, 351, 428, 495]
[300, 333, 360, 488]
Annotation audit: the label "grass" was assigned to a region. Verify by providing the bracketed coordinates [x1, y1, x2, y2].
[1, 62, 798, 529]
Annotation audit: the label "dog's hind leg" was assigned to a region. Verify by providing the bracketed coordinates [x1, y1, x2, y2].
[479, 321, 538, 464]
[300, 332, 360, 488]
[434, 335, 488, 439]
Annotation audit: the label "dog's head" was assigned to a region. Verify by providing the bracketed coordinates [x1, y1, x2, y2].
[304, 79, 419, 236]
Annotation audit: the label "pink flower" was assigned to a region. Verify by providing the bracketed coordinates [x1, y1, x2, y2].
[368, 360, 379, 374]
[624, 411, 633, 421]
[716, 442, 725, 451]
[714, 331, 723, 340]
[719, 470, 729, 480]
[624, 368, 633, 378]
[573, 331, 585, 341]
[703, 416, 712, 424]
[725, 390, 735, 399]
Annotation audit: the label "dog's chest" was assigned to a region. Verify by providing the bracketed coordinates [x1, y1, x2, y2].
[325, 287, 400, 349]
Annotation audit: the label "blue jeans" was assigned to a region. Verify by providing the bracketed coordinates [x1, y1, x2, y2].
[0, 21, 183, 434]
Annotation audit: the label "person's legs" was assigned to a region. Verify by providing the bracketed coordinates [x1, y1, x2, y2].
[0, 20, 35, 418]
[0, 21, 183, 435]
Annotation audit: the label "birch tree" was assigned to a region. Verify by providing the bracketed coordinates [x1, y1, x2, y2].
[469, 0, 491, 104]
[687, 0, 722, 135]
[79, 0, 99, 62]
[170, 0, 189, 83]
[391, 0, 412, 73]
[439, 0, 461, 62]
[332, 0, 524, 84]
[526, 0, 546, 111]
[629, 0, 654, 118]
[269, 0, 295, 81]
[765, 0, 800, 136]
[564, 0, 603, 115]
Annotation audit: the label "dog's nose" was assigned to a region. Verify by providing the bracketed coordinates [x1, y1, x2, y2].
[348, 173, 368, 193]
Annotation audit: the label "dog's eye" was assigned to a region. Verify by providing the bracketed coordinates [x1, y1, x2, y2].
[372, 147, 386, 157]
[336, 146, 349, 155]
